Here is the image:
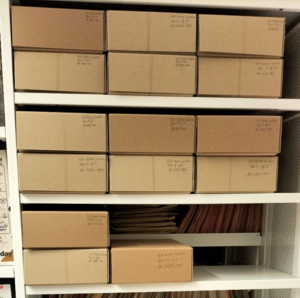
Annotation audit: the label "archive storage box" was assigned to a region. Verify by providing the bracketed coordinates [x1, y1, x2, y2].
[22, 211, 110, 248]
[109, 114, 196, 155]
[111, 239, 193, 284]
[14, 51, 106, 93]
[24, 249, 109, 285]
[196, 116, 282, 156]
[197, 57, 283, 97]
[198, 15, 285, 57]
[108, 52, 196, 96]
[196, 156, 278, 193]
[107, 11, 196, 53]
[16, 112, 107, 153]
[109, 155, 194, 193]
[11, 6, 105, 53]
[18, 154, 108, 193]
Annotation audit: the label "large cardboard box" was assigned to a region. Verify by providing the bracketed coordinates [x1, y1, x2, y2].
[108, 53, 196, 96]
[196, 156, 278, 193]
[16, 112, 107, 153]
[197, 116, 282, 156]
[12, 6, 105, 53]
[198, 15, 285, 58]
[22, 211, 109, 248]
[109, 114, 195, 155]
[197, 57, 283, 97]
[14, 51, 106, 93]
[107, 11, 196, 53]
[18, 153, 107, 193]
[111, 239, 193, 284]
[110, 155, 194, 193]
[24, 249, 109, 285]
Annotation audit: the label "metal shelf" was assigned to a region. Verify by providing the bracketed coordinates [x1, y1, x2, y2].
[0, 266, 14, 278]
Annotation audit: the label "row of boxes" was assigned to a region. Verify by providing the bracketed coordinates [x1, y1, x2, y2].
[12, 7, 285, 57]
[24, 239, 193, 285]
[16, 112, 282, 156]
[14, 52, 283, 97]
[18, 154, 278, 193]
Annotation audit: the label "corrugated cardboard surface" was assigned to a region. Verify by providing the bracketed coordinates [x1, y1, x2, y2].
[24, 249, 109, 285]
[110, 155, 194, 193]
[108, 53, 196, 96]
[18, 153, 107, 193]
[198, 15, 285, 57]
[22, 211, 109, 248]
[197, 57, 283, 97]
[107, 11, 196, 53]
[16, 112, 107, 153]
[14, 51, 106, 93]
[109, 114, 195, 155]
[111, 239, 193, 284]
[197, 116, 282, 156]
[196, 156, 278, 193]
[12, 6, 105, 53]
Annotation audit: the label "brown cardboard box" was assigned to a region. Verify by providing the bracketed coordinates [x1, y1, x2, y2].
[18, 153, 107, 193]
[24, 249, 109, 285]
[12, 6, 105, 53]
[110, 155, 194, 193]
[198, 15, 285, 58]
[197, 57, 283, 97]
[197, 116, 282, 156]
[109, 114, 195, 155]
[22, 211, 109, 248]
[14, 51, 106, 93]
[196, 156, 278, 193]
[111, 239, 193, 284]
[107, 11, 196, 53]
[108, 52, 196, 96]
[16, 112, 107, 153]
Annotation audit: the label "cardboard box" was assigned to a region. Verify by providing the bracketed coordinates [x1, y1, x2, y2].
[24, 249, 109, 285]
[0, 151, 13, 265]
[12, 6, 105, 53]
[197, 116, 282, 156]
[22, 211, 109, 248]
[14, 51, 106, 93]
[108, 53, 196, 96]
[109, 114, 195, 155]
[16, 112, 107, 153]
[111, 239, 193, 284]
[110, 155, 194, 193]
[107, 11, 196, 53]
[198, 15, 285, 58]
[197, 57, 283, 97]
[196, 156, 278, 193]
[18, 153, 107, 193]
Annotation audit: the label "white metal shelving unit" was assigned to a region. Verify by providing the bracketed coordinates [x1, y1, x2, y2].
[2, 0, 300, 298]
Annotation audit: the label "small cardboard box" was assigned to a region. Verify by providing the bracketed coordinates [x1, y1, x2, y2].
[22, 211, 109, 248]
[196, 156, 278, 193]
[197, 57, 283, 98]
[110, 155, 194, 193]
[108, 52, 196, 96]
[198, 15, 285, 58]
[197, 116, 282, 156]
[12, 6, 105, 53]
[109, 114, 196, 155]
[24, 249, 109, 285]
[107, 11, 196, 53]
[0, 151, 13, 265]
[111, 239, 193, 284]
[16, 112, 107, 153]
[18, 153, 107, 193]
[14, 51, 106, 93]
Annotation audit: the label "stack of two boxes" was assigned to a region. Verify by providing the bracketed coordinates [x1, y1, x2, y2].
[197, 15, 285, 98]
[107, 11, 197, 96]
